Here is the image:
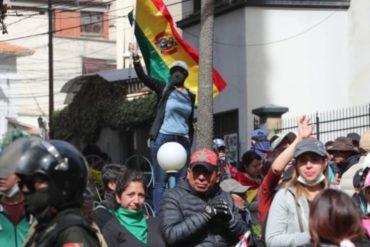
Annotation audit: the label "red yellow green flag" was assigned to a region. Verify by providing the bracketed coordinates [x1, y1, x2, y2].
[130, 0, 227, 97]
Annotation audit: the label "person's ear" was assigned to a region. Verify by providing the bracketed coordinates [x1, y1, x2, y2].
[107, 180, 116, 191]
[186, 168, 192, 179]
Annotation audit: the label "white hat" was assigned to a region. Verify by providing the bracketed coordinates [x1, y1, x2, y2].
[170, 60, 188, 72]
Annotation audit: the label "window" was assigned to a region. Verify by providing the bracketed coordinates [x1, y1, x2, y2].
[80, 12, 103, 36]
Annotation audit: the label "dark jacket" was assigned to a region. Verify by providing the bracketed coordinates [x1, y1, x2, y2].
[24, 208, 100, 247]
[133, 60, 196, 142]
[337, 154, 361, 176]
[159, 178, 247, 247]
[94, 202, 115, 231]
[101, 211, 166, 247]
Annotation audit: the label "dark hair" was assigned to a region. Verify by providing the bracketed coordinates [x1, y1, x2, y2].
[115, 169, 146, 198]
[288, 154, 328, 199]
[102, 164, 126, 189]
[324, 141, 334, 150]
[238, 150, 262, 172]
[309, 188, 365, 247]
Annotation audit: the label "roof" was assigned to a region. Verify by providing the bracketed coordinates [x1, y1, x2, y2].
[0, 42, 35, 56]
[252, 104, 289, 117]
[61, 68, 146, 104]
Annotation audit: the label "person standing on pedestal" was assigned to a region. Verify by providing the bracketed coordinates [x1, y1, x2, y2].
[129, 43, 196, 214]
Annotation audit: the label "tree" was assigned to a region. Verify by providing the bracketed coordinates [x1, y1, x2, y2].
[196, 0, 215, 149]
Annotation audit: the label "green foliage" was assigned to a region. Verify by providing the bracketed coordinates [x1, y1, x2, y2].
[0, 129, 30, 152]
[111, 94, 157, 131]
[88, 168, 104, 201]
[53, 80, 157, 142]
[53, 107, 73, 140]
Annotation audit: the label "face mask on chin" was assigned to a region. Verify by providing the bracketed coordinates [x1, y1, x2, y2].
[297, 173, 326, 187]
[0, 184, 20, 198]
[23, 188, 49, 216]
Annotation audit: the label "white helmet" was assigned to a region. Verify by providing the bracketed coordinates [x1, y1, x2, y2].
[213, 138, 225, 150]
[170, 60, 188, 75]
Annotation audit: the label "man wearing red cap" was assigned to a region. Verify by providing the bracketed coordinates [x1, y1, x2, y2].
[159, 148, 246, 247]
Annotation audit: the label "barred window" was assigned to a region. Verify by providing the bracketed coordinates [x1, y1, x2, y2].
[80, 12, 103, 36]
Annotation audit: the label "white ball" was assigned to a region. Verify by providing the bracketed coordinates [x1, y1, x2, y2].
[157, 142, 187, 173]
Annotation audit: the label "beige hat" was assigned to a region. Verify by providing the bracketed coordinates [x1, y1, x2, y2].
[327, 137, 358, 153]
[360, 131, 370, 153]
[220, 179, 250, 194]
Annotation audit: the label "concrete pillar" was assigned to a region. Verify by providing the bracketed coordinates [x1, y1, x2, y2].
[252, 104, 289, 138]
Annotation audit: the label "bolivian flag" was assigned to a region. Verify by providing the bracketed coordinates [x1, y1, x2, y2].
[130, 0, 227, 97]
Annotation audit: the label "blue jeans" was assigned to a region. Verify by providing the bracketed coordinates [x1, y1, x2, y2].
[151, 133, 191, 214]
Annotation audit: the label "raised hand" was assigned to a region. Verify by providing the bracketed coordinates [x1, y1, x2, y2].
[128, 42, 139, 56]
[297, 115, 313, 139]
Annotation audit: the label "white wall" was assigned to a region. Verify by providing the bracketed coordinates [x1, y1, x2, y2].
[245, 7, 349, 118]
[348, 0, 370, 104]
[183, 6, 351, 153]
[0, 56, 20, 135]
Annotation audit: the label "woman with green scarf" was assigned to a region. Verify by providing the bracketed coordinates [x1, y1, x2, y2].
[101, 170, 165, 247]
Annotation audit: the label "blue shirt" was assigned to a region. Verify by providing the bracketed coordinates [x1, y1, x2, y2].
[159, 89, 192, 137]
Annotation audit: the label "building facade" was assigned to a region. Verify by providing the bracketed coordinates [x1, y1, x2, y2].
[1, 0, 116, 134]
[175, 0, 370, 154]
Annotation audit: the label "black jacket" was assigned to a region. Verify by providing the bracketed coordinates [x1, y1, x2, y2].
[101, 210, 166, 247]
[159, 178, 247, 247]
[133, 60, 196, 142]
[24, 208, 100, 247]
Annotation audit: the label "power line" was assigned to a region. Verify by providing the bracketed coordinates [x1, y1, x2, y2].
[183, 11, 337, 47]
[1, 13, 124, 42]
[1, 1, 191, 64]
[7, 0, 116, 16]
[1, 0, 193, 43]
[6, 12, 42, 26]
[5, 91, 64, 98]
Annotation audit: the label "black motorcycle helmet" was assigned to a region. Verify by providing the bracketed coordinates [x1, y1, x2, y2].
[3, 137, 88, 210]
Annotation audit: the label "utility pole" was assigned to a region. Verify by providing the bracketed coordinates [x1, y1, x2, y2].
[195, 0, 214, 149]
[48, 0, 54, 138]
[116, 0, 124, 69]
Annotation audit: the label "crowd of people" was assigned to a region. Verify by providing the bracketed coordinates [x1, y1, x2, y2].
[1, 118, 370, 247]
[1, 46, 370, 247]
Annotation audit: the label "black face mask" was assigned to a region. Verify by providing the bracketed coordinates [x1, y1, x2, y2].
[23, 188, 49, 216]
[170, 70, 187, 86]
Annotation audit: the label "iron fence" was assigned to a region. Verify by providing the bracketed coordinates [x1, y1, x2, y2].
[274, 103, 370, 144]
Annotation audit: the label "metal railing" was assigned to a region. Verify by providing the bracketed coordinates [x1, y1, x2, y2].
[274, 103, 370, 143]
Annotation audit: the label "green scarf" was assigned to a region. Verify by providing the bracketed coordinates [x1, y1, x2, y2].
[114, 207, 148, 244]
